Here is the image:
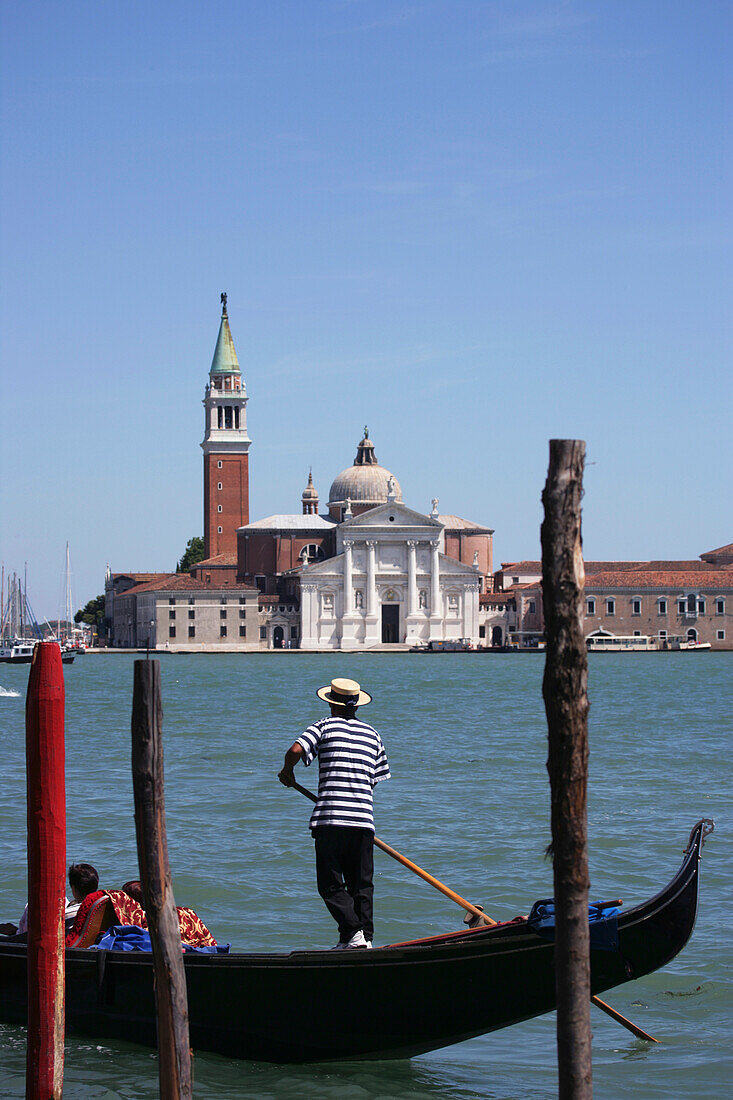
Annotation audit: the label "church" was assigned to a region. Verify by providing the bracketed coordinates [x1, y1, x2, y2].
[106, 298, 494, 650]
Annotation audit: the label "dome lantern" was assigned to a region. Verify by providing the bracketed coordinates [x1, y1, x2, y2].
[327, 429, 402, 520]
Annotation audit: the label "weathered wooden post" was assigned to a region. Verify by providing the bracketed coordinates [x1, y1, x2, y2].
[25, 641, 66, 1100]
[131, 659, 192, 1100]
[541, 439, 592, 1099]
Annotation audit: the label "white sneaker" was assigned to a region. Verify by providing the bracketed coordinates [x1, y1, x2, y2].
[365, 940, 373, 949]
[333, 929, 368, 949]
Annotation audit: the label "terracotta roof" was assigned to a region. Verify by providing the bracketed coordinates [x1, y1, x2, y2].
[701, 542, 733, 564]
[112, 572, 169, 583]
[121, 575, 257, 595]
[584, 570, 733, 589]
[438, 515, 494, 533]
[500, 559, 719, 574]
[480, 593, 515, 605]
[501, 561, 651, 573]
[627, 560, 719, 571]
[192, 554, 237, 567]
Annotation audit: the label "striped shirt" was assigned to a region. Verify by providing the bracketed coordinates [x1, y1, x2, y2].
[297, 716, 390, 832]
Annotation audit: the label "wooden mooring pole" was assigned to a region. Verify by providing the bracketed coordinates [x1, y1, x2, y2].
[26, 641, 66, 1100]
[131, 659, 192, 1100]
[541, 440, 592, 1100]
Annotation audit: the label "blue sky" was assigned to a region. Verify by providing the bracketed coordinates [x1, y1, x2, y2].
[1, 1, 731, 619]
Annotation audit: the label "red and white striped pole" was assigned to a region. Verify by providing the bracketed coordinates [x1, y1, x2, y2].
[25, 641, 66, 1100]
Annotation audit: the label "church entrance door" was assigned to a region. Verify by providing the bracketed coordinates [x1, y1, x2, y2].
[491, 626, 503, 647]
[381, 604, 400, 644]
[273, 626, 284, 649]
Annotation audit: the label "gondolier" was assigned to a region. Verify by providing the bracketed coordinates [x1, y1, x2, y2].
[278, 676, 390, 949]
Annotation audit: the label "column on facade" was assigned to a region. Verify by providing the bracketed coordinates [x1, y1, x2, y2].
[343, 541, 353, 615]
[430, 539, 440, 615]
[300, 583, 316, 648]
[407, 540, 418, 615]
[366, 540, 377, 616]
[463, 584, 473, 639]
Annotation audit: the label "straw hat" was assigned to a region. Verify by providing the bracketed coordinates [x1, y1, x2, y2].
[317, 677, 372, 707]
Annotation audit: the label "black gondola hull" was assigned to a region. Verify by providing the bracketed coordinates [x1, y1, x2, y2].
[0, 820, 711, 1062]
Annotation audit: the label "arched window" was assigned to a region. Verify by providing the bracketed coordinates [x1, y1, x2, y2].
[300, 544, 325, 565]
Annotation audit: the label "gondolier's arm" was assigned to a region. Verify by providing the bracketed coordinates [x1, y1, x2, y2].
[278, 742, 304, 788]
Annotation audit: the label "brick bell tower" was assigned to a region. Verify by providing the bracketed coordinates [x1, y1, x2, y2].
[201, 293, 251, 558]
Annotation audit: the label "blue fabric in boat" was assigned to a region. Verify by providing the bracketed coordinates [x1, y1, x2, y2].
[528, 900, 621, 951]
[93, 925, 230, 954]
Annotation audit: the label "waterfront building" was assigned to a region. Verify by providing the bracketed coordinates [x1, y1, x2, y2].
[236, 431, 492, 649]
[495, 550, 733, 651]
[105, 298, 729, 651]
[108, 573, 260, 651]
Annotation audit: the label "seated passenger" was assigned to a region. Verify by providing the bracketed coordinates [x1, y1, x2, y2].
[1, 862, 99, 939]
[121, 879, 144, 906]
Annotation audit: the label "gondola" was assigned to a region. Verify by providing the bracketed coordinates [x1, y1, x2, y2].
[0, 819, 713, 1063]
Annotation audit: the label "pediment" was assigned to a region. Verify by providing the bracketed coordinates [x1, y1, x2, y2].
[296, 553, 344, 577]
[340, 502, 441, 530]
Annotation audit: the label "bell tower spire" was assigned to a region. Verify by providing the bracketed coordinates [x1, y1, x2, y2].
[201, 294, 251, 559]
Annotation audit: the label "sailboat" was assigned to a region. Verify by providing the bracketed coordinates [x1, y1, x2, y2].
[0, 566, 75, 664]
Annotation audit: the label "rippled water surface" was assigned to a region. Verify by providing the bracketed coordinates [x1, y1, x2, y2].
[0, 652, 730, 1098]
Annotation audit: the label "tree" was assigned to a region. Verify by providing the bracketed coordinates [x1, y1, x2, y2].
[75, 594, 106, 628]
[176, 536, 205, 574]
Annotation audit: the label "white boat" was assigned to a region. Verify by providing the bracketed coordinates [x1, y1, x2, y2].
[0, 640, 37, 663]
[0, 639, 75, 664]
[663, 636, 712, 651]
[586, 632, 712, 653]
[586, 633, 659, 652]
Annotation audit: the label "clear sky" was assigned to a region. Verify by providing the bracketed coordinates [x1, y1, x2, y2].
[1, 1, 731, 620]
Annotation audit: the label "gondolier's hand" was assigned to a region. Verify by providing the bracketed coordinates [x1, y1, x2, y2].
[278, 766, 295, 787]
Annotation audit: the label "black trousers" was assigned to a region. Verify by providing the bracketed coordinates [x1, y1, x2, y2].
[313, 826, 374, 942]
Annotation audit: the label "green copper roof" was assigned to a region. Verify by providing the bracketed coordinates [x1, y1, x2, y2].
[210, 296, 240, 375]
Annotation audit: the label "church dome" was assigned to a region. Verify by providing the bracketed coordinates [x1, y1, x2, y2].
[328, 429, 402, 517]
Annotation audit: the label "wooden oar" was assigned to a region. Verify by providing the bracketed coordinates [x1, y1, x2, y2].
[290, 782, 659, 1043]
[292, 781, 497, 926]
[590, 996, 659, 1042]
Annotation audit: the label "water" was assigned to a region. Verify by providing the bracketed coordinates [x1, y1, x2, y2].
[0, 653, 730, 1098]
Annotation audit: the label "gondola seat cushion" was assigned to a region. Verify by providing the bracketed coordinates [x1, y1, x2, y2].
[65, 894, 116, 948]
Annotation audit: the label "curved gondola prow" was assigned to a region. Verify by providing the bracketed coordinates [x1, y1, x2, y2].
[607, 818, 715, 990]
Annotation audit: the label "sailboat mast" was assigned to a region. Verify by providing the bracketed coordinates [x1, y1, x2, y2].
[65, 542, 73, 641]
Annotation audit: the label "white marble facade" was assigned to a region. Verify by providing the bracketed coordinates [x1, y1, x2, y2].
[298, 503, 481, 649]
